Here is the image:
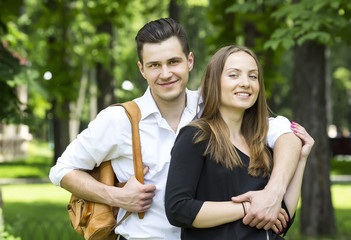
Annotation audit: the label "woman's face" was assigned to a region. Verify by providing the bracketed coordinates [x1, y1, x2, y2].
[220, 51, 260, 113]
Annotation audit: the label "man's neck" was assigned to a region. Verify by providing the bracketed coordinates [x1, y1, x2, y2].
[155, 94, 187, 133]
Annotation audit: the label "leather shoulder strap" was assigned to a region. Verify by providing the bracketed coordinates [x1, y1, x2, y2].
[112, 101, 145, 219]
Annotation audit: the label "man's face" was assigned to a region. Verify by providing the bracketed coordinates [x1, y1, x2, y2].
[138, 36, 194, 104]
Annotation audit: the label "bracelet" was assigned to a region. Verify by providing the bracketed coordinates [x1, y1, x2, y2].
[241, 202, 247, 217]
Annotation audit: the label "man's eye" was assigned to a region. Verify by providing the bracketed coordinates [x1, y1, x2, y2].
[170, 60, 179, 65]
[148, 63, 159, 68]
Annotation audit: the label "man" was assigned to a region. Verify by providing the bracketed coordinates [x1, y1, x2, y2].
[49, 18, 301, 240]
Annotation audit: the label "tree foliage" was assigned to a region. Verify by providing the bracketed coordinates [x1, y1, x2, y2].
[265, 0, 351, 50]
[0, 0, 26, 123]
[207, 0, 351, 237]
[1, 3, 351, 237]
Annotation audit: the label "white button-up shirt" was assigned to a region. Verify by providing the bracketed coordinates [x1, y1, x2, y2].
[49, 87, 292, 240]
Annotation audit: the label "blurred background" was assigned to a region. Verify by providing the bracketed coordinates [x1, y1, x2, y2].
[0, 0, 350, 239]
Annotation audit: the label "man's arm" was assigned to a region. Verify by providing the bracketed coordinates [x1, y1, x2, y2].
[232, 132, 302, 230]
[61, 167, 156, 213]
[49, 106, 156, 213]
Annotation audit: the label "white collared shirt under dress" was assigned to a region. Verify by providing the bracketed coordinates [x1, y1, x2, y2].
[49, 87, 293, 240]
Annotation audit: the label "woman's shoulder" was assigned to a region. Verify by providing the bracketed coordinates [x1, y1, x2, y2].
[179, 120, 208, 137]
[173, 124, 208, 154]
[178, 125, 200, 141]
[177, 121, 209, 147]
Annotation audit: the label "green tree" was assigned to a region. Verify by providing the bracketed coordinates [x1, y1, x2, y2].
[0, 0, 26, 123]
[265, 0, 351, 237]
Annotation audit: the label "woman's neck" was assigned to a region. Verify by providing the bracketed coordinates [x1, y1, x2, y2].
[220, 107, 250, 155]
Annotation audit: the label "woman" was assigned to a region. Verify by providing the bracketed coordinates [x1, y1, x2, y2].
[165, 46, 314, 239]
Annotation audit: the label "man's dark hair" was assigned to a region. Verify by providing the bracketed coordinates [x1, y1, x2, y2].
[135, 18, 190, 63]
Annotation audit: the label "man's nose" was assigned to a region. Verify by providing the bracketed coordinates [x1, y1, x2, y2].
[160, 65, 172, 79]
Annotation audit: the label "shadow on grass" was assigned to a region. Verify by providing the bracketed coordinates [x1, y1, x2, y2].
[0, 156, 52, 178]
[286, 208, 351, 240]
[331, 157, 351, 175]
[3, 202, 83, 240]
[0, 141, 54, 179]
[3, 202, 351, 240]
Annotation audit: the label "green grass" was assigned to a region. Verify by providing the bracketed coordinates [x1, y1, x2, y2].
[1, 184, 83, 240]
[331, 157, 351, 175]
[285, 184, 351, 240]
[1, 183, 351, 240]
[0, 142, 351, 239]
[0, 142, 82, 240]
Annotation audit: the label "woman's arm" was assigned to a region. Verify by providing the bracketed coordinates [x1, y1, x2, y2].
[283, 122, 314, 216]
[192, 201, 245, 228]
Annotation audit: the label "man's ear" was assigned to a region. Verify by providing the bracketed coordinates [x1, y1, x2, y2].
[188, 52, 194, 71]
[137, 61, 146, 78]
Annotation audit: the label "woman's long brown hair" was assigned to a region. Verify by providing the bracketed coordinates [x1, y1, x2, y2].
[191, 46, 272, 177]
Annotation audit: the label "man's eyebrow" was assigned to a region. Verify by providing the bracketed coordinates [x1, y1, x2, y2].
[168, 57, 183, 61]
[145, 57, 183, 66]
[145, 60, 160, 66]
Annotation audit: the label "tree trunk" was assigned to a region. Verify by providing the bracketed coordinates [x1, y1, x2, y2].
[69, 65, 88, 141]
[169, 0, 180, 22]
[49, 0, 71, 163]
[293, 41, 336, 237]
[243, 21, 259, 48]
[52, 100, 70, 162]
[96, 22, 116, 112]
[89, 68, 98, 121]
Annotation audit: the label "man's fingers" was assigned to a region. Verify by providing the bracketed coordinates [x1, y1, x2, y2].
[242, 214, 253, 225]
[232, 191, 252, 203]
[143, 166, 149, 175]
[243, 211, 263, 227]
[255, 220, 268, 229]
[263, 221, 275, 231]
[249, 218, 265, 228]
[248, 216, 271, 229]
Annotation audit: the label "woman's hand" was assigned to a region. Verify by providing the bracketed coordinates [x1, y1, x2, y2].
[291, 121, 315, 161]
[271, 208, 289, 234]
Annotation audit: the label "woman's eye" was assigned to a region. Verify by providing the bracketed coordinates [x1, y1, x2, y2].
[249, 75, 258, 80]
[229, 74, 238, 78]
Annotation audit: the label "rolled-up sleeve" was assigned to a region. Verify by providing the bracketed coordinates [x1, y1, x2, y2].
[49, 106, 126, 186]
[267, 116, 293, 149]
